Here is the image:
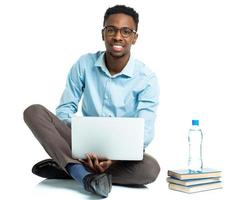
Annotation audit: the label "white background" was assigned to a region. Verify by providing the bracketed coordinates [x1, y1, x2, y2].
[1, 0, 244, 199]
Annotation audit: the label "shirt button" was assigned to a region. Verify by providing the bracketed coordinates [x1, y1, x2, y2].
[105, 95, 108, 99]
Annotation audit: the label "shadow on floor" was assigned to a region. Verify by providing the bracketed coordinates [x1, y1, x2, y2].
[36, 179, 148, 199]
[36, 179, 102, 199]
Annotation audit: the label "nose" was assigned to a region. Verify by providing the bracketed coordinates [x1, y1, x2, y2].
[113, 29, 123, 40]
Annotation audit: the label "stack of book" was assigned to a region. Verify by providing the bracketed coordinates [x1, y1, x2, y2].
[167, 168, 222, 193]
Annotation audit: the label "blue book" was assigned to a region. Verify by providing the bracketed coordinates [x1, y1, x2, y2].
[167, 176, 221, 186]
[167, 168, 221, 180]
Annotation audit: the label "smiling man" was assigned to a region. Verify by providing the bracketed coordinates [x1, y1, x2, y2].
[102, 12, 138, 74]
[24, 5, 160, 198]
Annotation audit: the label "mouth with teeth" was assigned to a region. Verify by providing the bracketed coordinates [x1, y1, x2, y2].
[112, 44, 124, 52]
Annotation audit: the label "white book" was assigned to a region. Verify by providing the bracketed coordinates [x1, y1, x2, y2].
[169, 182, 222, 193]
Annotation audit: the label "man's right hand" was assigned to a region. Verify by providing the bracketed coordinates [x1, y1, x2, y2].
[79, 153, 113, 173]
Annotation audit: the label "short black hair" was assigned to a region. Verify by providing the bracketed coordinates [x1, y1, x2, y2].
[103, 5, 139, 31]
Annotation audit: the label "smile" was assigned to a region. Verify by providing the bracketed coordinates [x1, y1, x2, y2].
[112, 45, 124, 51]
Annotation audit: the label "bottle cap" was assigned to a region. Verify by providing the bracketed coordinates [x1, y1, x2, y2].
[192, 120, 199, 126]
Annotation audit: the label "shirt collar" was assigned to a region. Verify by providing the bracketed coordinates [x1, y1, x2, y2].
[95, 51, 135, 78]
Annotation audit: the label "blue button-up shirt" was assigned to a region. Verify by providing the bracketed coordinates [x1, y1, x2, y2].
[56, 51, 159, 148]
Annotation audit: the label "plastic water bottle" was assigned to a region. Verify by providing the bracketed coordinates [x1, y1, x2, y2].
[188, 119, 203, 173]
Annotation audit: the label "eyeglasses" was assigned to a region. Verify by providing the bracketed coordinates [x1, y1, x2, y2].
[103, 26, 137, 38]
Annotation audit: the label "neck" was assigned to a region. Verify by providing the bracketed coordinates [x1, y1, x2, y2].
[105, 53, 130, 75]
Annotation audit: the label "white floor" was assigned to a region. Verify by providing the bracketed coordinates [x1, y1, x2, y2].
[32, 179, 155, 200]
[3, 165, 229, 200]
[29, 176, 224, 200]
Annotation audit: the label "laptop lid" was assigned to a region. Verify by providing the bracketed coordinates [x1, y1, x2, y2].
[71, 116, 144, 160]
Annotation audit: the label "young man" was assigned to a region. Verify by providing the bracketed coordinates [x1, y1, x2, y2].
[24, 5, 160, 198]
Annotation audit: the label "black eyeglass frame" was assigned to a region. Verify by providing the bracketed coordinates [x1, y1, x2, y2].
[102, 26, 137, 38]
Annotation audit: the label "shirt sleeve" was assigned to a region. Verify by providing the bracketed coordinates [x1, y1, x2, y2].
[136, 75, 160, 148]
[56, 60, 85, 123]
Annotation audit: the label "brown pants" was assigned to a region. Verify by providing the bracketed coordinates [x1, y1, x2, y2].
[23, 104, 160, 185]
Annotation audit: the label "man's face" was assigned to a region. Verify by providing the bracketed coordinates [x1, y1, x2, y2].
[102, 13, 138, 58]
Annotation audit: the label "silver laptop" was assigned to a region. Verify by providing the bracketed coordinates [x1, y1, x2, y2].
[71, 116, 144, 160]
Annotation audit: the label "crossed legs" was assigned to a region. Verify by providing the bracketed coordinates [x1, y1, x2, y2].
[23, 104, 160, 185]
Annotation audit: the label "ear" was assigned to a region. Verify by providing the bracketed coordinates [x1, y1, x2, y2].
[101, 29, 105, 41]
[132, 33, 138, 45]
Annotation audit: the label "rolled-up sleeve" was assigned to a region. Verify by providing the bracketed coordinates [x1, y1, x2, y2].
[136, 75, 159, 148]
